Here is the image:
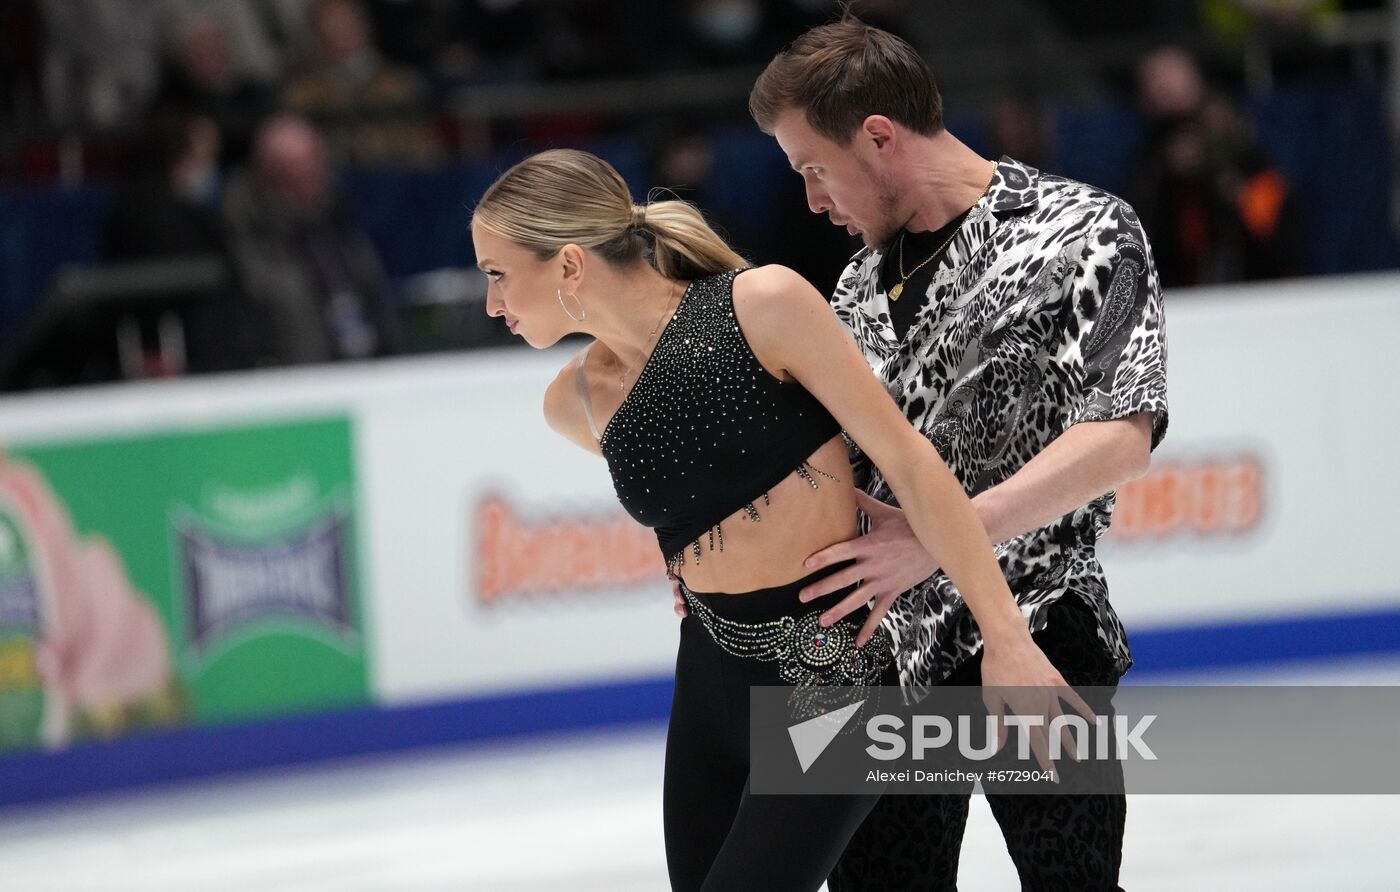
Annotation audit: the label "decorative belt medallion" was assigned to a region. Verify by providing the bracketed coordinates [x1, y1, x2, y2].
[680, 584, 894, 695]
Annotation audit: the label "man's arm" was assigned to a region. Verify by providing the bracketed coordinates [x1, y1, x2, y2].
[794, 195, 1169, 644]
[787, 412, 1153, 616]
[975, 412, 1153, 546]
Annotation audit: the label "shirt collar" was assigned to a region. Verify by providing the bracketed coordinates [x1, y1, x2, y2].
[845, 155, 1041, 302]
[987, 155, 1041, 213]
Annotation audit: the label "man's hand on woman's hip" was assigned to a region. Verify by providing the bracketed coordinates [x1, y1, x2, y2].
[798, 491, 940, 648]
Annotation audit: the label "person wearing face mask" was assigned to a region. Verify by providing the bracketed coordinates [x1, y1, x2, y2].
[691, 0, 764, 50]
[680, 0, 830, 69]
[471, 148, 1095, 892]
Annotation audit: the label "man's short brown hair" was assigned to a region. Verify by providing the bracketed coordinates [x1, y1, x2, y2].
[749, 17, 943, 144]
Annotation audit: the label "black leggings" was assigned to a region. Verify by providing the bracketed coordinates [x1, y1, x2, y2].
[828, 593, 1128, 892]
[663, 563, 901, 892]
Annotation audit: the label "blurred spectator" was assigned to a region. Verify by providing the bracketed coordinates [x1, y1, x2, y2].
[37, 0, 163, 128]
[1138, 45, 1208, 123]
[153, 12, 278, 168]
[356, 0, 536, 155]
[364, 0, 538, 86]
[892, 0, 1103, 105]
[103, 108, 258, 377]
[222, 113, 400, 365]
[653, 0, 826, 71]
[0, 109, 244, 391]
[163, 0, 319, 85]
[1129, 46, 1306, 286]
[645, 114, 858, 295]
[986, 96, 1054, 172]
[648, 124, 766, 261]
[684, 0, 773, 66]
[282, 0, 440, 166]
[105, 110, 225, 263]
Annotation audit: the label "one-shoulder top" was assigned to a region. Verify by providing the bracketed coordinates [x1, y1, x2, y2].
[573, 268, 843, 576]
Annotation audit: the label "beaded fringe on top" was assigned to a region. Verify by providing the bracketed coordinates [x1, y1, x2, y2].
[664, 458, 841, 578]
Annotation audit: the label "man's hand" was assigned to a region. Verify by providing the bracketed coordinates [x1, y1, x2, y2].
[672, 575, 687, 618]
[981, 634, 1096, 775]
[798, 491, 940, 648]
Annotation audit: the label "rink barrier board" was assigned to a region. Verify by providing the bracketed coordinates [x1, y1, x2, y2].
[3, 273, 1399, 806]
[3, 601, 1399, 809]
[0, 674, 676, 808]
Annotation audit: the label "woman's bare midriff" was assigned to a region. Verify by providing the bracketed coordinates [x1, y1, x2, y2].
[670, 434, 858, 595]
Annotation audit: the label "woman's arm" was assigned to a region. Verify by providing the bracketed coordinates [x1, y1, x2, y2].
[733, 265, 1026, 647]
[733, 266, 1093, 768]
[544, 357, 605, 457]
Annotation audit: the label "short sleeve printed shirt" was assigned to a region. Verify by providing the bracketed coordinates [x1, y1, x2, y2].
[833, 157, 1169, 698]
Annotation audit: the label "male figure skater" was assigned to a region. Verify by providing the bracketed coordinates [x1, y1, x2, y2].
[744, 16, 1168, 890]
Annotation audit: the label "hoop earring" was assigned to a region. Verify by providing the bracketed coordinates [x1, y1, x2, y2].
[557, 288, 586, 322]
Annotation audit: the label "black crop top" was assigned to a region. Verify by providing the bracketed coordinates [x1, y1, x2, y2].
[575, 269, 843, 576]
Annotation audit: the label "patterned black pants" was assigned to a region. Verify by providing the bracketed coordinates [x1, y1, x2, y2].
[828, 594, 1128, 892]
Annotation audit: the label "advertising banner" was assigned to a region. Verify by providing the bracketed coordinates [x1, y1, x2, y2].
[0, 417, 368, 753]
[1, 273, 1398, 789]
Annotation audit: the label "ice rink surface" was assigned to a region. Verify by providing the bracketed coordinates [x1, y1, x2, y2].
[4, 655, 1399, 892]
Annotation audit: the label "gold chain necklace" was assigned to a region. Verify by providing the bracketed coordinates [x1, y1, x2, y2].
[889, 161, 997, 302]
[619, 280, 682, 392]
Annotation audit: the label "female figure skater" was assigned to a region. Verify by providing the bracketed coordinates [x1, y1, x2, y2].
[470, 149, 1084, 891]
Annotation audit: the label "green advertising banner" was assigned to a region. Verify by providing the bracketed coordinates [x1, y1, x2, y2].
[0, 416, 369, 753]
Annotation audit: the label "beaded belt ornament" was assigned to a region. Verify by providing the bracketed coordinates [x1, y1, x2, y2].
[680, 581, 896, 722]
[680, 585, 896, 722]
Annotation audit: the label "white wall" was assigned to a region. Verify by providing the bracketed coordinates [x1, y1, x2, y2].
[1101, 273, 1400, 626]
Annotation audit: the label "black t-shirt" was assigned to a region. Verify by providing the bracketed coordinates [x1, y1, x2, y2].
[879, 207, 973, 343]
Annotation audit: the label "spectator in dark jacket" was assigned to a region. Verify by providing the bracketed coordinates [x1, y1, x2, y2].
[100, 107, 256, 377]
[153, 11, 278, 169]
[283, 0, 440, 166]
[1129, 46, 1306, 286]
[223, 112, 400, 365]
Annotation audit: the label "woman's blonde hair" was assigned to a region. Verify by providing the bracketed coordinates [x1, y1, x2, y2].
[471, 148, 748, 279]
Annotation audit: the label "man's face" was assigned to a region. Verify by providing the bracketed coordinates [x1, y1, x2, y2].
[772, 109, 902, 250]
[258, 121, 328, 209]
[315, 0, 371, 62]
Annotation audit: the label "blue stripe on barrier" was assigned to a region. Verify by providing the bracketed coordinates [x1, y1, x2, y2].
[3, 605, 1399, 808]
[0, 676, 676, 809]
[1127, 604, 1400, 674]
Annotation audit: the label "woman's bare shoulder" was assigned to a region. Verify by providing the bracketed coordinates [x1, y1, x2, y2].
[731, 264, 824, 308]
[543, 349, 604, 457]
[731, 264, 841, 379]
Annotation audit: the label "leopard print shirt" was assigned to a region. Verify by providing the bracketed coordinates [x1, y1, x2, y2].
[833, 156, 1169, 700]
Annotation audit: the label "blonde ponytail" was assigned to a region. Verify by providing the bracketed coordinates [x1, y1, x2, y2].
[638, 199, 749, 279]
[472, 149, 748, 280]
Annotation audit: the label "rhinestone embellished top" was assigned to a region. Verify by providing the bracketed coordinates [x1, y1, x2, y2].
[577, 268, 843, 576]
